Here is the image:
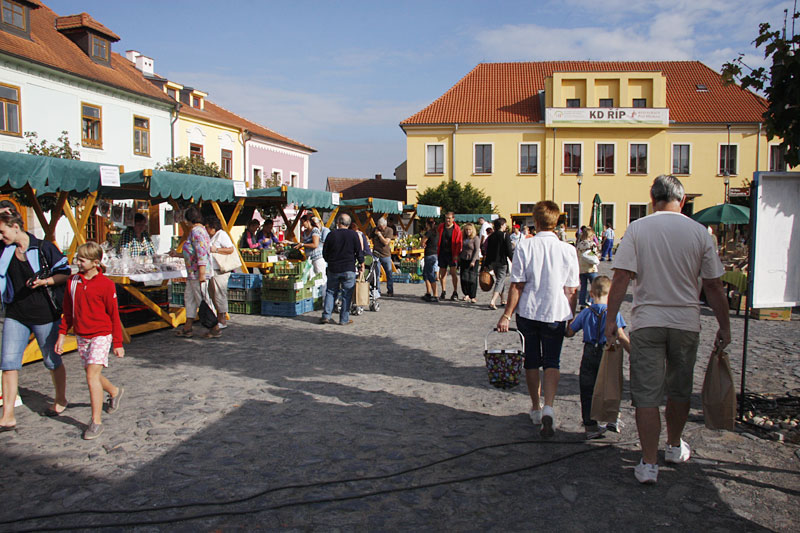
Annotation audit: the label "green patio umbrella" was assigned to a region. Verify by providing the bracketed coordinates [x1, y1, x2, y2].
[691, 203, 750, 225]
[591, 194, 602, 234]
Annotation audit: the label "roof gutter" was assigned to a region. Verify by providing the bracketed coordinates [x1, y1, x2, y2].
[170, 101, 182, 160]
[241, 128, 251, 186]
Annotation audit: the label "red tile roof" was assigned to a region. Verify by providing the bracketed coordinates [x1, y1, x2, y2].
[326, 177, 407, 201]
[0, 3, 173, 105]
[401, 61, 767, 126]
[55, 12, 120, 41]
[179, 100, 315, 153]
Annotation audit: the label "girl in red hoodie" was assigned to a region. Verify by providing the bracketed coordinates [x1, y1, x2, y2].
[55, 242, 124, 440]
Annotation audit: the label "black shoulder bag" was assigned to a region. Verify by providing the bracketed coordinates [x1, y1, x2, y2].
[36, 246, 64, 316]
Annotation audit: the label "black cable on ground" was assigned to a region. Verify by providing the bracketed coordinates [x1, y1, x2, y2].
[2, 437, 632, 530]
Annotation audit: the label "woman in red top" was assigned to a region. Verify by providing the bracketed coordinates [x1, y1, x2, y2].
[55, 242, 124, 440]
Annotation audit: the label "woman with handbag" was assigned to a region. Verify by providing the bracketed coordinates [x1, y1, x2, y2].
[576, 228, 600, 308]
[174, 205, 217, 339]
[205, 216, 236, 330]
[458, 223, 481, 303]
[0, 211, 72, 430]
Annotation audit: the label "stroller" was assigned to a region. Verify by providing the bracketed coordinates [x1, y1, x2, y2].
[335, 255, 382, 315]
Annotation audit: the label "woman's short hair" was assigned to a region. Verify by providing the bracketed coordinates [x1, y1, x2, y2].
[533, 201, 560, 232]
[183, 205, 203, 224]
[0, 211, 25, 230]
[205, 215, 222, 231]
[76, 241, 103, 262]
[462, 223, 476, 238]
[492, 217, 506, 232]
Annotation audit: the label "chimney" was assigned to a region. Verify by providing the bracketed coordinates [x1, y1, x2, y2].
[375, 174, 382, 180]
[135, 55, 154, 76]
[125, 50, 140, 63]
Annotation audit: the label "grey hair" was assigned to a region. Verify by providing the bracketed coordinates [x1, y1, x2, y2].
[377, 217, 387, 228]
[337, 213, 352, 227]
[650, 174, 685, 204]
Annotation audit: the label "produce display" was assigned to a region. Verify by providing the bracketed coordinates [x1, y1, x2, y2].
[393, 234, 422, 251]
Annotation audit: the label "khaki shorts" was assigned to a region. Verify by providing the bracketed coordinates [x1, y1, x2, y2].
[629, 327, 700, 408]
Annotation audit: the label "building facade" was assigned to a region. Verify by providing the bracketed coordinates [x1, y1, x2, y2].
[401, 61, 782, 235]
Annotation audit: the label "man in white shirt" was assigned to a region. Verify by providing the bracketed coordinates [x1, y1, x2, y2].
[606, 175, 731, 485]
[497, 201, 579, 438]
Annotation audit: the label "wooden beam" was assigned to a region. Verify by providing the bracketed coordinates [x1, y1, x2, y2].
[65, 193, 97, 262]
[211, 200, 248, 273]
[26, 186, 50, 233]
[325, 207, 339, 228]
[279, 206, 298, 242]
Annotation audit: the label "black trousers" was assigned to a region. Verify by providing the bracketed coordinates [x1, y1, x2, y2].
[579, 342, 605, 427]
[459, 259, 478, 298]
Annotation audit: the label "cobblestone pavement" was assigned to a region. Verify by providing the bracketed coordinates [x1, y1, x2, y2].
[1, 263, 798, 532]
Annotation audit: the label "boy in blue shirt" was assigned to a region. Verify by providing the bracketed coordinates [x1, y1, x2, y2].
[566, 276, 631, 439]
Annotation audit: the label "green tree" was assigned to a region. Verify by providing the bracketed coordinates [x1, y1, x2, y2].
[721, 11, 800, 166]
[416, 181, 494, 215]
[156, 156, 228, 179]
[13, 131, 83, 211]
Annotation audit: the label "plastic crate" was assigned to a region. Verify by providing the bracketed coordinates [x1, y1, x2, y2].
[228, 273, 262, 289]
[170, 282, 186, 295]
[391, 272, 412, 283]
[313, 296, 323, 311]
[227, 288, 261, 301]
[260, 298, 313, 317]
[262, 276, 302, 290]
[239, 248, 273, 263]
[261, 287, 311, 302]
[273, 261, 303, 276]
[170, 292, 184, 306]
[228, 300, 260, 314]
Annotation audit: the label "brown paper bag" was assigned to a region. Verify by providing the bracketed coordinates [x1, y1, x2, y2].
[354, 275, 370, 307]
[590, 344, 623, 423]
[702, 348, 736, 430]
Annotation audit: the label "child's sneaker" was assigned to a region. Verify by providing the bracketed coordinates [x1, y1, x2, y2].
[106, 386, 124, 414]
[634, 460, 658, 484]
[665, 439, 691, 464]
[83, 422, 104, 440]
[540, 405, 555, 437]
[584, 424, 607, 440]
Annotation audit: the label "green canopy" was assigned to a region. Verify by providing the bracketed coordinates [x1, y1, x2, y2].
[691, 203, 750, 225]
[247, 186, 340, 210]
[109, 170, 237, 203]
[591, 194, 602, 234]
[454, 214, 495, 223]
[405, 204, 441, 218]
[340, 197, 404, 214]
[0, 151, 110, 193]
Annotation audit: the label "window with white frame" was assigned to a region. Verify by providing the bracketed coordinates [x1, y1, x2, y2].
[474, 144, 492, 173]
[519, 203, 536, 213]
[563, 203, 580, 229]
[629, 144, 647, 174]
[601, 204, 615, 229]
[133, 116, 150, 156]
[599, 98, 613, 108]
[566, 98, 580, 108]
[596, 143, 614, 174]
[0, 82, 21, 135]
[272, 169, 283, 184]
[769, 145, 786, 172]
[426, 144, 444, 174]
[252, 167, 263, 188]
[563, 143, 581, 173]
[520, 143, 538, 174]
[672, 144, 690, 175]
[221, 149, 232, 177]
[720, 144, 737, 175]
[632, 98, 647, 108]
[290, 172, 299, 187]
[629, 204, 648, 224]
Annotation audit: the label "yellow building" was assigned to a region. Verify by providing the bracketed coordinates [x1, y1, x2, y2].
[401, 61, 781, 235]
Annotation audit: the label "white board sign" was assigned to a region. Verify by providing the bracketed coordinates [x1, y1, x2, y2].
[751, 171, 800, 308]
[233, 181, 247, 197]
[99, 166, 120, 187]
[332, 193, 340, 206]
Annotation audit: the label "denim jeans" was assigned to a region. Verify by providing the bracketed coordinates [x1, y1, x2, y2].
[375, 255, 393, 294]
[601, 239, 614, 260]
[323, 270, 356, 323]
[1, 317, 63, 371]
[579, 272, 598, 306]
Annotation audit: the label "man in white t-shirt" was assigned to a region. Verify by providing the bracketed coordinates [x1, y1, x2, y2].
[497, 201, 579, 438]
[605, 175, 731, 485]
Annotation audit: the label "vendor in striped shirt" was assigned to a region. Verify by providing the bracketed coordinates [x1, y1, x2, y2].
[116, 213, 155, 256]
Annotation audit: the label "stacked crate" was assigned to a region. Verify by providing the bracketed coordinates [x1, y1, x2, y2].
[227, 287, 261, 314]
[170, 281, 186, 306]
[260, 261, 317, 317]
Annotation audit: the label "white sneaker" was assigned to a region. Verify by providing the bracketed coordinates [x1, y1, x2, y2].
[634, 460, 658, 484]
[665, 439, 691, 464]
[529, 409, 542, 425]
[606, 417, 623, 433]
[540, 405, 555, 437]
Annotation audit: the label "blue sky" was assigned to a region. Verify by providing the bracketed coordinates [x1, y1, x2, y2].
[49, 0, 789, 189]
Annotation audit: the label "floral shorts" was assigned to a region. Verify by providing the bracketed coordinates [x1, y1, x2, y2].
[77, 334, 112, 368]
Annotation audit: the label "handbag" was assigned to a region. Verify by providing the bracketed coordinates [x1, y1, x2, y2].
[590, 344, 623, 423]
[354, 272, 370, 307]
[36, 247, 63, 316]
[702, 347, 736, 430]
[479, 269, 494, 292]
[212, 251, 240, 273]
[197, 282, 219, 329]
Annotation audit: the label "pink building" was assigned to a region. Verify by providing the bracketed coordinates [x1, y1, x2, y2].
[246, 129, 315, 189]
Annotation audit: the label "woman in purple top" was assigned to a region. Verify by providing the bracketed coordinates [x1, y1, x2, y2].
[176, 205, 216, 338]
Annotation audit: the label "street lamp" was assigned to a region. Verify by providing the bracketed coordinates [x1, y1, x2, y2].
[576, 171, 583, 228]
[724, 172, 730, 204]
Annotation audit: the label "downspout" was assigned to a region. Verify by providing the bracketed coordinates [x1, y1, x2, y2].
[551, 127, 557, 201]
[240, 127, 249, 185]
[755, 123, 762, 172]
[170, 102, 182, 160]
[451, 123, 458, 182]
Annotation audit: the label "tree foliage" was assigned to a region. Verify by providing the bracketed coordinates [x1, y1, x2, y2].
[416, 181, 494, 215]
[721, 11, 800, 167]
[156, 156, 228, 179]
[13, 131, 84, 211]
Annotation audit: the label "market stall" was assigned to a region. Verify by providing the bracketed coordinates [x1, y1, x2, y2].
[391, 203, 442, 274]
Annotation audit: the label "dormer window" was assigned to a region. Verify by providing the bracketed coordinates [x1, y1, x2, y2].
[1, 1, 24, 30]
[167, 88, 178, 100]
[91, 34, 109, 61]
[192, 95, 201, 108]
[695, 84, 708, 92]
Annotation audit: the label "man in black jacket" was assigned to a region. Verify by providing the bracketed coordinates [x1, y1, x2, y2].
[320, 214, 364, 325]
